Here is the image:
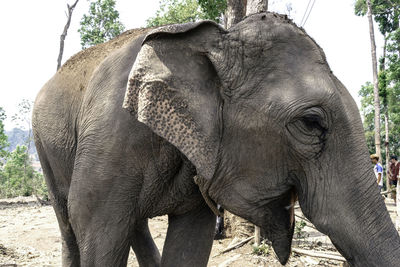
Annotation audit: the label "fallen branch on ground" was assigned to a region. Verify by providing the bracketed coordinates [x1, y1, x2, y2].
[219, 236, 254, 255]
[292, 247, 346, 262]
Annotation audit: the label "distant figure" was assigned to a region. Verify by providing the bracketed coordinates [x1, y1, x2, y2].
[371, 154, 383, 191]
[397, 181, 400, 231]
[389, 155, 399, 187]
[388, 155, 399, 203]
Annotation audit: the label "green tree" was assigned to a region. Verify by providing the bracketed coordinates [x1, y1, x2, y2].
[78, 0, 125, 49]
[356, 0, 400, 181]
[355, 0, 399, 35]
[0, 145, 47, 199]
[146, 0, 230, 27]
[147, 0, 207, 27]
[198, 0, 227, 22]
[0, 107, 9, 164]
[359, 82, 378, 155]
[0, 146, 33, 197]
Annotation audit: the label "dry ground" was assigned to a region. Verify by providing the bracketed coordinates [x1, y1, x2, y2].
[0, 196, 398, 267]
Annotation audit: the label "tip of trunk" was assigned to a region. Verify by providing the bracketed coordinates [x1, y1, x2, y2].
[272, 237, 292, 265]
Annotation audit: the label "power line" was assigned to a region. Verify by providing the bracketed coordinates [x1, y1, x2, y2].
[300, 0, 312, 26]
[302, 0, 316, 27]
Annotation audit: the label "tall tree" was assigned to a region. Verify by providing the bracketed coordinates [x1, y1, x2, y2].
[57, 0, 79, 70]
[356, 0, 400, 191]
[366, 0, 382, 159]
[232, 0, 268, 246]
[246, 0, 268, 15]
[78, 0, 125, 49]
[225, 0, 246, 28]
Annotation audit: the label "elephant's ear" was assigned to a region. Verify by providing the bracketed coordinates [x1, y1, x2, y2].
[123, 21, 226, 180]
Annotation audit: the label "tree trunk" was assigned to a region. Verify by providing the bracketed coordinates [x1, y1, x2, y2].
[224, 0, 268, 245]
[57, 0, 79, 71]
[254, 225, 260, 246]
[366, 0, 381, 159]
[225, 0, 247, 29]
[382, 37, 390, 193]
[246, 0, 268, 16]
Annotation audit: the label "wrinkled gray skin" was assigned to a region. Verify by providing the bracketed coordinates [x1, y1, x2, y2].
[33, 13, 400, 267]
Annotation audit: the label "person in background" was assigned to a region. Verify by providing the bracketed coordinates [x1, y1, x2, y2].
[388, 155, 399, 203]
[371, 154, 383, 191]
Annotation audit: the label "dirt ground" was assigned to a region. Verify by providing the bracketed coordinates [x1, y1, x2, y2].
[0, 196, 398, 267]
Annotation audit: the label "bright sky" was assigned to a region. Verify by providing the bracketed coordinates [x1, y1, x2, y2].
[0, 0, 384, 130]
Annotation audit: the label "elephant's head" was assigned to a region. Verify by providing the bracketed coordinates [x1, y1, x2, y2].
[123, 13, 400, 266]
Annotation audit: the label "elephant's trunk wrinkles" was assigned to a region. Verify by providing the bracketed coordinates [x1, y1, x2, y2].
[315, 170, 400, 267]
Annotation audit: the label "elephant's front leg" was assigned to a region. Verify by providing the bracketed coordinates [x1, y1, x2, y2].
[131, 219, 161, 267]
[162, 202, 216, 267]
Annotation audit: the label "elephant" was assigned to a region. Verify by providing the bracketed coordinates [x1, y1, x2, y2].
[32, 12, 400, 267]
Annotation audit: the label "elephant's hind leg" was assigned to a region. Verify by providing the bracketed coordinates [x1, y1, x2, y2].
[68, 195, 132, 267]
[130, 219, 161, 267]
[68, 170, 134, 266]
[34, 138, 80, 266]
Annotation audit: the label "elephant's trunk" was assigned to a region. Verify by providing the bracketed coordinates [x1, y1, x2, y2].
[328, 175, 400, 267]
[299, 159, 400, 267]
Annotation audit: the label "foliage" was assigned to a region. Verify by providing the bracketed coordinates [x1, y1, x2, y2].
[0, 145, 47, 199]
[32, 172, 48, 201]
[252, 240, 271, 256]
[147, 0, 206, 27]
[1, 146, 32, 197]
[0, 107, 9, 164]
[198, 0, 227, 22]
[146, 0, 227, 27]
[359, 82, 376, 155]
[294, 220, 309, 239]
[78, 0, 125, 49]
[0, 103, 47, 199]
[356, 1, 400, 160]
[354, 0, 400, 35]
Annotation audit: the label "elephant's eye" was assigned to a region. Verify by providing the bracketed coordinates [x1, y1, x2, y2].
[286, 107, 328, 158]
[301, 114, 327, 133]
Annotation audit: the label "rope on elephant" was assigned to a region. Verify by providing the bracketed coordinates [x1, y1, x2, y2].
[193, 175, 223, 217]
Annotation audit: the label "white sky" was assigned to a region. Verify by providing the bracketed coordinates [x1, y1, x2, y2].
[0, 0, 384, 130]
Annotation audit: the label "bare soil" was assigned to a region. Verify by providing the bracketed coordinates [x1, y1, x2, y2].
[0, 196, 398, 266]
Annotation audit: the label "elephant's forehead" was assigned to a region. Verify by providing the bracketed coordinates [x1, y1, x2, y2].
[265, 68, 336, 113]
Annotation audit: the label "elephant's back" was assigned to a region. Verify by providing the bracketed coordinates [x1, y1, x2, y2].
[32, 27, 153, 185]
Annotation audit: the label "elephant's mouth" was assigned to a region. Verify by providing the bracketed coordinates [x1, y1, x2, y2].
[259, 187, 297, 265]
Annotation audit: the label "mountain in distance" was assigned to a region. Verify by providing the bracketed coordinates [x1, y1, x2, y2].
[6, 128, 38, 161]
